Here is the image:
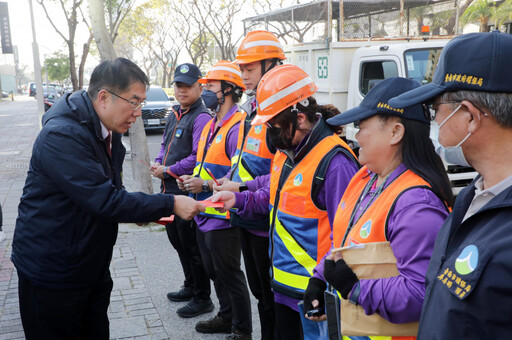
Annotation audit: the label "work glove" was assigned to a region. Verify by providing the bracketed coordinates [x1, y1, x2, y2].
[303, 277, 327, 314]
[324, 258, 359, 299]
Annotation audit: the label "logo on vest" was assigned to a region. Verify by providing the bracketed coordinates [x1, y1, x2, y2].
[273, 165, 280, 172]
[254, 125, 262, 134]
[293, 173, 303, 186]
[359, 220, 372, 238]
[455, 245, 479, 275]
[339, 200, 346, 210]
[215, 134, 222, 144]
[180, 65, 189, 73]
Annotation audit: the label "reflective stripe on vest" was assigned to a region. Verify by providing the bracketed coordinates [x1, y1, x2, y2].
[193, 110, 243, 219]
[333, 166, 431, 248]
[269, 134, 355, 298]
[231, 116, 274, 183]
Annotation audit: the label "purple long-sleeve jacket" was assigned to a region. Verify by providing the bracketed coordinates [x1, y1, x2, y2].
[155, 112, 212, 176]
[234, 152, 359, 311]
[195, 105, 241, 233]
[313, 163, 449, 323]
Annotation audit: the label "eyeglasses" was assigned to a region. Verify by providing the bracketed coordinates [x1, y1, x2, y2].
[105, 89, 146, 110]
[423, 101, 460, 121]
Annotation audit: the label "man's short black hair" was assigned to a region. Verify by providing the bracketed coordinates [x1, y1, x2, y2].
[88, 58, 149, 99]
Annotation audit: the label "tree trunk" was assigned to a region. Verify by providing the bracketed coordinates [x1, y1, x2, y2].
[78, 33, 94, 90]
[88, 0, 153, 194]
[481, 17, 490, 32]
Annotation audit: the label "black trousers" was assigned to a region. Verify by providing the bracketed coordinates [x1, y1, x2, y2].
[197, 226, 252, 335]
[165, 216, 210, 300]
[239, 228, 277, 340]
[18, 272, 113, 340]
[274, 302, 303, 340]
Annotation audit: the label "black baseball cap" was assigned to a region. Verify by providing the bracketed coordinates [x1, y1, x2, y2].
[172, 63, 202, 85]
[390, 31, 512, 108]
[327, 77, 427, 126]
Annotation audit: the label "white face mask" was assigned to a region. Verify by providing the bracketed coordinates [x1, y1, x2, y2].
[429, 104, 471, 167]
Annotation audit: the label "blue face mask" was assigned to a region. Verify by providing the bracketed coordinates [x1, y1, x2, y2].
[429, 104, 471, 167]
[201, 90, 220, 111]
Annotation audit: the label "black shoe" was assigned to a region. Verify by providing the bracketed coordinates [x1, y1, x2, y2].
[166, 286, 193, 302]
[226, 329, 252, 340]
[177, 297, 214, 318]
[195, 313, 232, 334]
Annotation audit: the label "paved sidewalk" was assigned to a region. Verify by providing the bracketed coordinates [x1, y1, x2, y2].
[0, 96, 260, 339]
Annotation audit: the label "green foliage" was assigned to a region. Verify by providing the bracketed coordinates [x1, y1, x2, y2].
[44, 52, 71, 82]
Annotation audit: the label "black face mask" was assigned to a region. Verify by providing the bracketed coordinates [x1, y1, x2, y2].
[268, 117, 298, 151]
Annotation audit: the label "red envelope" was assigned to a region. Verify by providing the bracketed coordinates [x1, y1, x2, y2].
[155, 215, 175, 225]
[199, 201, 224, 208]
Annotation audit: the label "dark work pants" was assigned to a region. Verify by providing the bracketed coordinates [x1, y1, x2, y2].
[196, 226, 252, 335]
[239, 228, 277, 340]
[274, 302, 303, 340]
[18, 272, 113, 340]
[165, 216, 210, 300]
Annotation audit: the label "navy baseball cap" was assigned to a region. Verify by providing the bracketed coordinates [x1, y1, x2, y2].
[172, 63, 202, 85]
[327, 77, 427, 126]
[390, 31, 512, 108]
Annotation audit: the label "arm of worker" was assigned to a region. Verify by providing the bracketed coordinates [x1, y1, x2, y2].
[356, 188, 449, 324]
[303, 153, 358, 320]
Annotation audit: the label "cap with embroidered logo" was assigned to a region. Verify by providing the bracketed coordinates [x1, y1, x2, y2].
[327, 77, 426, 126]
[389, 31, 512, 108]
[172, 63, 202, 85]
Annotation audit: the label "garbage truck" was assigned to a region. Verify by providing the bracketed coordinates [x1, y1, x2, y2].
[284, 38, 477, 194]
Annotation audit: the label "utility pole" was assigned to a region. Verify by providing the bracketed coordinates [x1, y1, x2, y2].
[28, 0, 44, 127]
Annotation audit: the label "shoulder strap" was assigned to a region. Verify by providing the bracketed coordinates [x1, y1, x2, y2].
[312, 146, 360, 209]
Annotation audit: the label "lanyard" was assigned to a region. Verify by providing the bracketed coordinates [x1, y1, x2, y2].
[341, 174, 389, 246]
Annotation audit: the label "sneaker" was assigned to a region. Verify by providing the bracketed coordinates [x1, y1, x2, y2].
[226, 329, 252, 340]
[167, 286, 193, 302]
[195, 313, 232, 334]
[0, 231, 5, 244]
[177, 297, 214, 318]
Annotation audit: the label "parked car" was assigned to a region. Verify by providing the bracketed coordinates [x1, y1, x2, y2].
[30, 83, 64, 98]
[140, 85, 173, 131]
[43, 87, 60, 112]
[29, 82, 36, 97]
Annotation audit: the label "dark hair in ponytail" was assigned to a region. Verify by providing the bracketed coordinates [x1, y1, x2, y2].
[295, 96, 342, 132]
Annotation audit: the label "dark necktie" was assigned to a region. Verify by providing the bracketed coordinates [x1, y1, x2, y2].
[105, 132, 111, 157]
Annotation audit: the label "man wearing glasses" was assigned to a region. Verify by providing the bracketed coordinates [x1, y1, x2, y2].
[11, 58, 205, 339]
[390, 32, 512, 339]
[150, 63, 214, 318]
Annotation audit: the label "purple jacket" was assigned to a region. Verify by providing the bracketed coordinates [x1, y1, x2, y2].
[155, 112, 212, 176]
[195, 105, 241, 233]
[313, 163, 449, 323]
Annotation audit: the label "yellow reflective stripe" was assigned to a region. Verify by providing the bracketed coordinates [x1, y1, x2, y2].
[273, 266, 310, 291]
[274, 218, 316, 276]
[231, 154, 239, 168]
[192, 164, 201, 177]
[236, 161, 254, 182]
[204, 206, 228, 218]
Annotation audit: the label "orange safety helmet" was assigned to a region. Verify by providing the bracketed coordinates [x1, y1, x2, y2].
[235, 30, 286, 64]
[198, 60, 246, 91]
[252, 64, 318, 126]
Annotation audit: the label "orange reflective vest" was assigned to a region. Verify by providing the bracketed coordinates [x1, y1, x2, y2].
[333, 166, 432, 340]
[193, 110, 244, 219]
[269, 134, 356, 299]
[230, 113, 275, 183]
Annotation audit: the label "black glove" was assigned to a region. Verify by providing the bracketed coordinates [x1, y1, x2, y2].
[324, 258, 359, 299]
[303, 277, 327, 314]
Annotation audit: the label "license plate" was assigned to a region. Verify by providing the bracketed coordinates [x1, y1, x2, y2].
[148, 119, 160, 126]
